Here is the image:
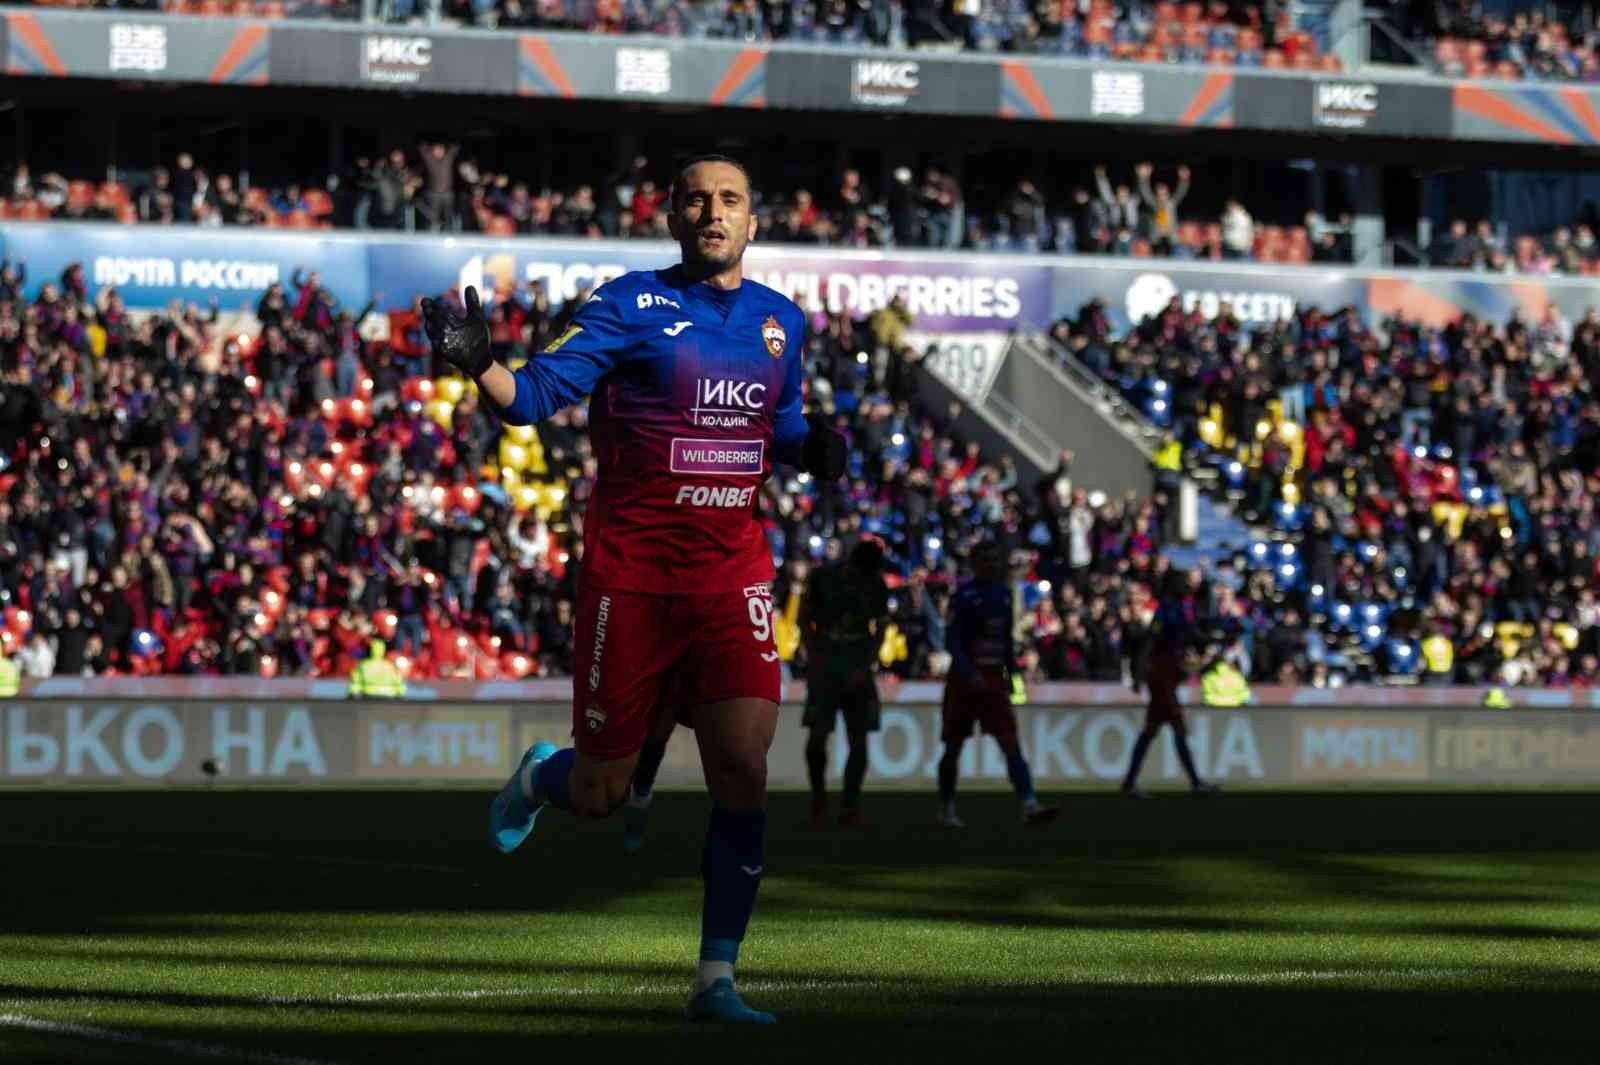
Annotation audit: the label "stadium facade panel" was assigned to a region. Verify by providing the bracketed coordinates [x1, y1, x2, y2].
[3, 8, 1596, 146]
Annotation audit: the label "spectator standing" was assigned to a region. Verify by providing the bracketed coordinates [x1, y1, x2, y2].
[1137, 162, 1189, 256]
[420, 142, 461, 232]
[1221, 198, 1254, 260]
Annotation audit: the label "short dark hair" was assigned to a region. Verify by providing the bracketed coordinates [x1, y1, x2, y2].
[670, 154, 752, 211]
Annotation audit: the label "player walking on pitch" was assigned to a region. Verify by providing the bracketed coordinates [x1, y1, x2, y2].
[798, 537, 890, 828]
[936, 542, 1061, 828]
[422, 155, 847, 1025]
[1122, 575, 1220, 798]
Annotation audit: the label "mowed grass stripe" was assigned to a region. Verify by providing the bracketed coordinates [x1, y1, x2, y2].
[2, 790, 1598, 1064]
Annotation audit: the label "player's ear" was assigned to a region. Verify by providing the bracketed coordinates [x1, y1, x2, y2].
[747, 213, 759, 242]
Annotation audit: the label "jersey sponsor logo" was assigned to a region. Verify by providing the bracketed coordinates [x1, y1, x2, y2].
[544, 324, 582, 352]
[636, 292, 682, 310]
[588, 594, 611, 693]
[669, 438, 764, 475]
[692, 378, 767, 428]
[675, 484, 756, 508]
[740, 864, 764, 876]
[761, 315, 786, 359]
[584, 705, 607, 733]
[663, 320, 693, 337]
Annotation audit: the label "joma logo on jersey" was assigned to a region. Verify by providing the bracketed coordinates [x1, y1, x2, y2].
[675, 485, 757, 508]
[637, 292, 682, 310]
[693, 378, 767, 428]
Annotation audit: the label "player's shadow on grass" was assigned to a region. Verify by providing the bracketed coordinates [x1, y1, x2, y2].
[6, 970, 1600, 1065]
[5, 790, 1600, 937]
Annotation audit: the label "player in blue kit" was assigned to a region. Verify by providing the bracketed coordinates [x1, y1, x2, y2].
[936, 542, 1060, 828]
[422, 155, 846, 1024]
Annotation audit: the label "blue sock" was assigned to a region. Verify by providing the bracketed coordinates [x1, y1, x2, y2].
[532, 747, 575, 810]
[700, 808, 766, 971]
[1005, 752, 1035, 802]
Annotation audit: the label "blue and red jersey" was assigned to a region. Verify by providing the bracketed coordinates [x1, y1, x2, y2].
[494, 266, 809, 595]
[948, 580, 1015, 680]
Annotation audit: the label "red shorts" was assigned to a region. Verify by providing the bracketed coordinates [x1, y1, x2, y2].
[572, 582, 781, 760]
[941, 671, 1018, 743]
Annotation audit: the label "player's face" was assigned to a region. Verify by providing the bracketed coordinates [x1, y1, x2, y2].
[669, 162, 758, 276]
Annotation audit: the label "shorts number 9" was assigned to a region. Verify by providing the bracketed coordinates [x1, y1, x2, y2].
[746, 594, 773, 644]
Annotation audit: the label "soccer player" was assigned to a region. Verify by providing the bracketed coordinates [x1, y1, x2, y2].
[422, 155, 846, 1025]
[797, 537, 890, 828]
[1121, 576, 1220, 798]
[936, 542, 1060, 828]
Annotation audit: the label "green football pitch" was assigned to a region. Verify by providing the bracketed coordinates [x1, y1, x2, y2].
[3, 788, 1599, 1065]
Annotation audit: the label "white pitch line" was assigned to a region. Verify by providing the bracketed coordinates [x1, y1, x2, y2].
[0, 839, 464, 875]
[0, 1012, 343, 1065]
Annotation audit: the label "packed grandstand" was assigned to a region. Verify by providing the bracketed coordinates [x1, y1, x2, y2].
[2, 245, 1597, 691]
[3, 0, 1600, 693]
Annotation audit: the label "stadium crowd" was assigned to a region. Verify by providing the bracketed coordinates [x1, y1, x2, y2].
[6, 154, 1352, 265]
[1429, 215, 1600, 277]
[2, 240, 1598, 690]
[1055, 280, 1600, 688]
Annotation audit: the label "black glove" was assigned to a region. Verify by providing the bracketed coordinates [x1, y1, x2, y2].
[421, 285, 492, 378]
[801, 413, 847, 481]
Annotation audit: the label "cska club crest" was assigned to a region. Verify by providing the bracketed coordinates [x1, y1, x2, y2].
[761, 315, 786, 359]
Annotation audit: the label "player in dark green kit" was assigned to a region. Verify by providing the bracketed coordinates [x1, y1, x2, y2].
[798, 538, 890, 828]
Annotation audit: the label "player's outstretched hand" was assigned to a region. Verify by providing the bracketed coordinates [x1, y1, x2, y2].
[421, 285, 492, 378]
[802, 413, 847, 481]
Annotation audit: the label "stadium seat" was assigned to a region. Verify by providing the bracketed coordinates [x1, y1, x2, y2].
[500, 651, 535, 678]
